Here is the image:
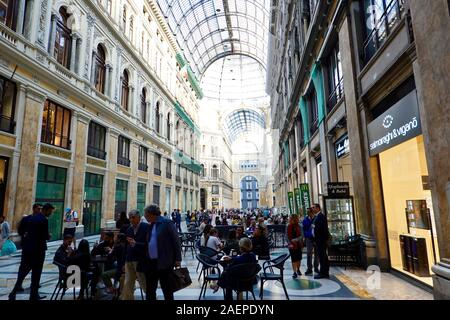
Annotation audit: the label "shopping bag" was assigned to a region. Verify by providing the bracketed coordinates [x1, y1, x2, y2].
[168, 267, 192, 292]
[1, 239, 17, 256]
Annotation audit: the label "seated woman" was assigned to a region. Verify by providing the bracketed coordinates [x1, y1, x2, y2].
[205, 228, 223, 254]
[217, 238, 257, 300]
[67, 239, 91, 299]
[90, 232, 117, 296]
[223, 230, 240, 255]
[251, 226, 270, 260]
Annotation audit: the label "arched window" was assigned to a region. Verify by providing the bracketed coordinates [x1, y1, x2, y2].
[211, 165, 218, 180]
[129, 16, 134, 41]
[54, 7, 72, 69]
[94, 45, 106, 93]
[140, 88, 146, 123]
[0, 0, 19, 30]
[121, 70, 129, 110]
[122, 6, 127, 30]
[155, 101, 160, 134]
[166, 113, 171, 140]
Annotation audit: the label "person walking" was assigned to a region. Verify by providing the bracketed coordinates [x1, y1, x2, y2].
[63, 208, 78, 249]
[175, 209, 182, 233]
[121, 210, 149, 300]
[311, 204, 330, 279]
[9, 203, 55, 300]
[0, 214, 10, 250]
[133, 204, 182, 301]
[303, 208, 319, 276]
[287, 214, 303, 278]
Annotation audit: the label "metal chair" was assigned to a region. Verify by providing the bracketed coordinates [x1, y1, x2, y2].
[181, 232, 197, 258]
[51, 261, 76, 300]
[196, 246, 225, 279]
[196, 253, 222, 300]
[259, 253, 290, 300]
[226, 263, 261, 300]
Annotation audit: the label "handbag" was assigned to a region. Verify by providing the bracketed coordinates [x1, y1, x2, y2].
[168, 266, 192, 292]
[1, 239, 17, 256]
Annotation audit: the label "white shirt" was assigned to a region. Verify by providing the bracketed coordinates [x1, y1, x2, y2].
[206, 236, 221, 251]
[64, 211, 78, 229]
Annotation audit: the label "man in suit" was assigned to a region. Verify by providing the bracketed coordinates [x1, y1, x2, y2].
[132, 204, 181, 300]
[311, 203, 330, 279]
[9, 203, 54, 300]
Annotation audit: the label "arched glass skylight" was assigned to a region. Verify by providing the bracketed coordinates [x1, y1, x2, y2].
[223, 109, 266, 144]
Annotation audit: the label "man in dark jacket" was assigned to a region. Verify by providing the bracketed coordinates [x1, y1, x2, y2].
[311, 203, 330, 279]
[9, 203, 54, 300]
[303, 208, 319, 276]
[131, 204, 181, 300]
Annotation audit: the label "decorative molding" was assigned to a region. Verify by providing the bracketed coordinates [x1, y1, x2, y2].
[0, 57, 10, 67]
[25, 87, 46, 103]
[0, 134, 16, 147]
[40, 144, 72, 160]
[37, 0, 48, 47]
[77, 112, 91, 125]
[87, 156, 107, 168]
[84, 13, 95, 79]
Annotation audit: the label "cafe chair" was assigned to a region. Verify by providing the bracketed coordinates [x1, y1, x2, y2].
[226, 263, 261, 300]
[259, 253, 290, 300]
[196, 253, 222, 300]
[181, 232, 197, 258]
[51, 260, 76, 300]
[196, 246, 225, 279]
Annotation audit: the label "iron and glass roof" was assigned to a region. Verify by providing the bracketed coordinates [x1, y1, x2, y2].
[223, 109, 266, 144]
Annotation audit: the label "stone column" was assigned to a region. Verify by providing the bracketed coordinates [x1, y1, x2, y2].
[105, 128, 119, 225]
[91, 51, 97, 86]
[129, 141, 139, 210]
[75, 37, 83, 76]
[128, 86, 135, 114]
[23, 0, 34, 40]
[13, 88, 45, 230]
[16, 0, 26, 35]
[108, 66, 114, 98]
[48, 13, 57, 56]
[71, 113, 90, 229]
[104, 64, 112, 97]
[70, 33, 79, 72]
[409, 0, 450, 299]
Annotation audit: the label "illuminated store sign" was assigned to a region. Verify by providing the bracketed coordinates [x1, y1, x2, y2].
[367, 90, 422, 156]
[335, 135, 350, 159]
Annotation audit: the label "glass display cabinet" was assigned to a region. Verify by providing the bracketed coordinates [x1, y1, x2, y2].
[323, 196, 356, 243]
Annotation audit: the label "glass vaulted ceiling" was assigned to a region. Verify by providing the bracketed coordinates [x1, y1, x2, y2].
[157, 0, 270, 76]
[223, 109, 266, 145]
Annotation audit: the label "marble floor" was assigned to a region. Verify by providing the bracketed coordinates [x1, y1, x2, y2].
[0, 232, 433, 301]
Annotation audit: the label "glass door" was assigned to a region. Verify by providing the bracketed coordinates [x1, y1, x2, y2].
[83, 173, 103, 236]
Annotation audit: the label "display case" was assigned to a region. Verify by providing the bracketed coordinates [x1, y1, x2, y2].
[323, 196, 356, 243]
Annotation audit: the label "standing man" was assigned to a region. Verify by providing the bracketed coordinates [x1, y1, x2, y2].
[175, 209, 182, 233]
[311, 203, 330, 279]
[9, 203, 55, 300]
[120, 209, 149, 300]
[63, 208, 79, 249]
[303, 208, 319, 276]
[134, 204, 181, 300]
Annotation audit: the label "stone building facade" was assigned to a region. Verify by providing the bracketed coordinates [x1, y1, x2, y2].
[268, 0, 449, 298]
[0, 0, 202, 241]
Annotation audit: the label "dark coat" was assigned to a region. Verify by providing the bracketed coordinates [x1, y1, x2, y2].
[136, 216, 182, 272]
[313, 212, 329, 245]
[22, 213, 49, 253]
[125, 222, 150, 262]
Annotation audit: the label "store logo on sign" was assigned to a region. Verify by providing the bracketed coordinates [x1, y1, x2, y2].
[382, 115, 394, 128]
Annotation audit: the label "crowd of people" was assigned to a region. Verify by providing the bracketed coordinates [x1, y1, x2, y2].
[6, 202, 330, 300]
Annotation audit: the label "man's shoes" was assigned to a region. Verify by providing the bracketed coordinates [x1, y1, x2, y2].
[297, 269, 302, 276]
[29, 294, 47, 301]
[314, 268, 320, 274]
[314, 274, 330, 279]
[292, 272, 298, 279]
[305, 270, 313, 276]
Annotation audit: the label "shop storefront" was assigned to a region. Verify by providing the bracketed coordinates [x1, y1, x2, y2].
[368, 88, 440, 287]
[137, 182, 146, 214]
[115, 179, 128, 220]
[0, 156, 9, 216]
[334, 134, 354, 195]
[35, 163, 67, 241]
[83, 172, 103, 236]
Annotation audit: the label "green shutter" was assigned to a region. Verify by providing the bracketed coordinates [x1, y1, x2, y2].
[311, 62, 326, 124]
[299, 97, 310, 143]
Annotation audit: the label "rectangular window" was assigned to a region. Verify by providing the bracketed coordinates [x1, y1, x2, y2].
[0, 75, 16, 134]
[327, 46, 344, 112]
[117, 135, 130, 166]
[137, 182, 146, 214]
[87, 122, 106, 159]
[212, 185, 219, 194]
[153, 184, 160, 206]
[138, 145, 148, 172]
[41, 100, 71, 149]
[154, 153, 161, 175]
[166, 159, 172, 178]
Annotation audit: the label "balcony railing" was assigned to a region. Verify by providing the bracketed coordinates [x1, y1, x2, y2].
[0, 115, 15, 134]
[310, 118, 319, 136]
[183, 178, 188, 184]
[138, 163, 148, 172]
[190, 180, 194, 186]
[176, 175, 181, 182]
[363, 0, 405, 64]
[166, 172, 172, 179]
[327, 78, 344, 113]
[41, 129, 71, 149]
[87, 145, 106, 160]
[118, 156, 130, 167]
[154, 168, 161, 176]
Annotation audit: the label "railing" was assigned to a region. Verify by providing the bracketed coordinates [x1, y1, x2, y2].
[176, 175, 181, 182]
[0, 115, 15, 134]
[166, 172, 172, 179]
[87, 145, 106, 160]
[118, 156, 130, 167]
[327, 78, 344, 113]
[190, 180, 193, 186]
[138, 163, 148, 172]
[154, 168, 161, 176]
[310, 118, 319, 136]
[41, 130, 71, 149]
[363, 0, 405, 64]
[183, 178, 188, 184]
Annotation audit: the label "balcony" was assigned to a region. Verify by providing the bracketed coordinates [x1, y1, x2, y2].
[0, 115, 15, 134]
[87, 145, 106, 160]
[138, 163, 148, 172]
[190, 180, 194, 186]
[310, 118, 319, 137]
[183, 178, 188, 184]
[41, 130, 71, 150]
[154, 168, 161, 176]
[118, 156, 130, 167]
[166, 172, 172, 179]
[327, 78, 344, 114]
[176, 175, 181, 183]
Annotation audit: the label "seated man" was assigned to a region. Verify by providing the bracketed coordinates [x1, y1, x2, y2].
[217, 238, 257, 300]
[91, 232, 117, 295]
[53, 235, 74, 266]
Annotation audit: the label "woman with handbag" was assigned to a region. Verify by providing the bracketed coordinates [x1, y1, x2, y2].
[287, 214, 304, 278]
